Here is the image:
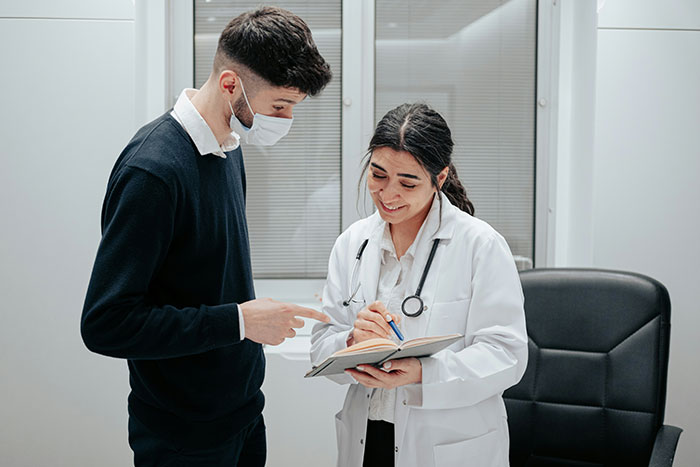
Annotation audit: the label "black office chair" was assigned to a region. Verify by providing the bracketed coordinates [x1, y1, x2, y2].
[504, 269, 682, 466]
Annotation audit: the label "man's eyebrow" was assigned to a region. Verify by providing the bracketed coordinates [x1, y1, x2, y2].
[370, 162, 420, 180]
[275, 98, 302, 104]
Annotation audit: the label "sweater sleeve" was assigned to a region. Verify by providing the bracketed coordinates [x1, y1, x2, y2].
[81, 166, 241, 360]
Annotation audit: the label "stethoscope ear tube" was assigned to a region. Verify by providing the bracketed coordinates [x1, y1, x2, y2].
[414, 239, 440, 297]
[343, 239, 369, 307]
[356, 239, 369, 260]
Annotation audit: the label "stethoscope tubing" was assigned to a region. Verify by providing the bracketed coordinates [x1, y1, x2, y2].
[343, 238, 440, 318]
[342, 239, 369, 307]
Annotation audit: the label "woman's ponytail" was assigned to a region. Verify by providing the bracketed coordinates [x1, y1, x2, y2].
[442, 163, 474, 216]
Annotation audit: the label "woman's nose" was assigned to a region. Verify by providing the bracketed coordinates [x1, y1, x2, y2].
[381, 184, 400, 201]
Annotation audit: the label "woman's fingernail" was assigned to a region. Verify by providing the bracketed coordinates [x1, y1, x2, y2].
[383, 362, 392, 370]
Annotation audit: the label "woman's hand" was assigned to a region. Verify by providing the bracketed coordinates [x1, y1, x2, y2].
[348, 301, 401, 346]
[345, 358, 422, 389]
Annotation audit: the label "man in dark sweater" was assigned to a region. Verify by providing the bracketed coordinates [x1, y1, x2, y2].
[81, 7, 332, 466]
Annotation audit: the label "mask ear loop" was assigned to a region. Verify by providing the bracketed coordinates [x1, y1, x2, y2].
[237, 77, 256, 117]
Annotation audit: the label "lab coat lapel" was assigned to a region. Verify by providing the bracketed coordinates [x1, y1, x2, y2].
[401, 193, 456, 341]
[397, 194, 457, 452]
[394, 231, 447, 455]
[359, 216, 384, 305]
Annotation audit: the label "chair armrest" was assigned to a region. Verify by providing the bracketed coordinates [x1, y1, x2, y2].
[649, 425, 683, 467]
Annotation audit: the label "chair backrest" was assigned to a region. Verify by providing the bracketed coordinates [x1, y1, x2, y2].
[504, 268, 671, 466]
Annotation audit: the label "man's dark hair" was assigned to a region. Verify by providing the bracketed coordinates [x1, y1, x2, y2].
[215, 6, 332, 97]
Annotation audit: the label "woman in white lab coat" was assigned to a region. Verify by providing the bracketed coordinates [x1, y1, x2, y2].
[310, 103, 528, 467]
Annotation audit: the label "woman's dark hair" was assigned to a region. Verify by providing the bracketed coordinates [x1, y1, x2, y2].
[362, 103, 474, 215]
[215, 6, 332, 96]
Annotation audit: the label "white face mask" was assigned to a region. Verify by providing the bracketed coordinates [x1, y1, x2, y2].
[228, 78, 293, 146]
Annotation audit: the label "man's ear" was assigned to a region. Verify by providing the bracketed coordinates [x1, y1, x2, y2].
[219, 70, 239, 95]
[437, 166, 449, 190]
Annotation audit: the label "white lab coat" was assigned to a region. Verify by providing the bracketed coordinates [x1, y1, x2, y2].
[310, 193, 528, 467]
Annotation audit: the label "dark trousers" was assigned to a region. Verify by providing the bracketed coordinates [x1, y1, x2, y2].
[363, 420, 394, 467]
[128, 413, 266, 467]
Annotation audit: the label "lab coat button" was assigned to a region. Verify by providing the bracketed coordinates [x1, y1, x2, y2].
[402, 400, 407, 405]
[360, 439, 364, 445]
[395, 446, 399, 452]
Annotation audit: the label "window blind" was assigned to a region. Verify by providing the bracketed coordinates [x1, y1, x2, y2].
[375, 0, 536, 262]
[194, 0, 342, 278]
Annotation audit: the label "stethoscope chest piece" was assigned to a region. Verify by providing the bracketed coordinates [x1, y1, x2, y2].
[401, 295, 425, 317]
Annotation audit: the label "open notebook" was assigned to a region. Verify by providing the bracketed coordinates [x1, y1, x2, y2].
[305, 334, 463, 378]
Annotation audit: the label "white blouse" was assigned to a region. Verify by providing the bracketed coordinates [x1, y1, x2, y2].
[367, 219, 429, 423]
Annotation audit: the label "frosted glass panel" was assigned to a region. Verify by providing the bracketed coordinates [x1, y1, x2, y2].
[375, 0, 536, 262]
[194, 1, 342, 278]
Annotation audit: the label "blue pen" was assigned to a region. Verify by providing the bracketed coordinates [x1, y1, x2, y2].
[386, 315, 404, 341]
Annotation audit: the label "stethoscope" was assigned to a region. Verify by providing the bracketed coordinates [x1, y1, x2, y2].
[342, 237, 441, 318]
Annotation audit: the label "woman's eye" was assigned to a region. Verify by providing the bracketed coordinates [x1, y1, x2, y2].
[401, 184, 416, 189]
[372, 173, 387, 179]
[273, 106, 284, 111]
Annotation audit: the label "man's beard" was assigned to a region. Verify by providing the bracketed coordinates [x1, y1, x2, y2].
[233, 95, 254, 129]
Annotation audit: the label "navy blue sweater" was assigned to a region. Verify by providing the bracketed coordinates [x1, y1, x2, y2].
[81, 112, 264, 447]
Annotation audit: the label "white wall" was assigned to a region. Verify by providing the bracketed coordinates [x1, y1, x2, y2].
[0, 1, 135, 466]
[552, 0, 598, 267]
[560, 0, 700, 464]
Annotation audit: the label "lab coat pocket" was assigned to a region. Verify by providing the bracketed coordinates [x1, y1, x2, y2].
[433, 429, 501, 467]
[428, 298, 470, 339]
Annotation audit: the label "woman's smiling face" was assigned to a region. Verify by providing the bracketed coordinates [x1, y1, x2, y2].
[367, 147, 446, 227]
